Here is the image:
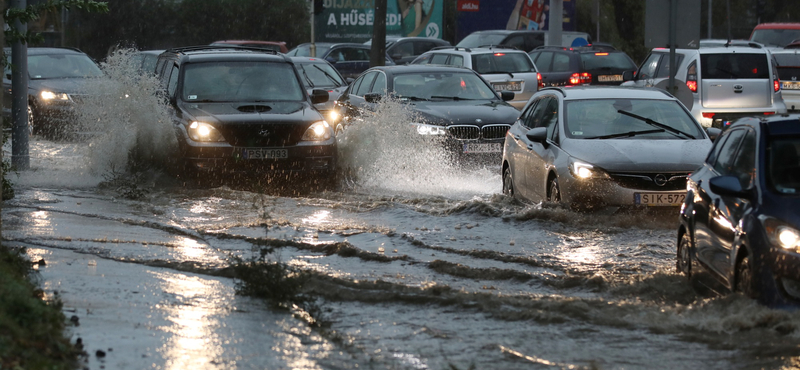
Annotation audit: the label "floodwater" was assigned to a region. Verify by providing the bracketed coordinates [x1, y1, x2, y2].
[3, 50, 800, 370]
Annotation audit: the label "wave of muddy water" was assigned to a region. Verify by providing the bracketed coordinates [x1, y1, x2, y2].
[2, 50, 800, 369]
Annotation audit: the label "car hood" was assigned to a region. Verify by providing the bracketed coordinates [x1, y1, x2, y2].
[561, 138, 712, 172]
[29, 77, 97, 94]
[181, 101, 322, 124]
[411, 99, 519, 126]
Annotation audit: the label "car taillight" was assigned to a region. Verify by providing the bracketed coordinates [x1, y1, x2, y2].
[537, 72, 543, 88]
[686, 80, 697, 92]
[702, 113, 715, 118]
[569, 72, 591, 85]
[686, 61, 698, 93]
[774, 78, 781, 92]
[764, 112, 776, 115]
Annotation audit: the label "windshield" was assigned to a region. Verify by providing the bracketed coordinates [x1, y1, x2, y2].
[751, 28, 800, 47]
[579, 52, 636, 70]
[182, 61, 305, 102]
[29, 54, 103, 79]
[471, 52, 535, 73]
[296, 62, 345, 88]
[769, 137, 800, 194]
[564, 98, 704, 140]
[392, 71, 498, 100]
[457, 33, 507, 48]
[287, 44, 332, 57]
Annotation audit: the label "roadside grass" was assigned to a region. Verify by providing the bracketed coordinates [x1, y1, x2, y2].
[0, 245, 83, 369]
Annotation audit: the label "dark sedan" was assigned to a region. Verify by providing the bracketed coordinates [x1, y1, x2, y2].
[286, 42, 395, 80]
[334, 65, 519, 164]
[291, 56, 348, 130]
[678, 114, 800, 308]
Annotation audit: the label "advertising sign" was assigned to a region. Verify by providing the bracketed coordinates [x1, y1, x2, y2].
[456, 0, 576, 42]
[316, 0, 444, 43]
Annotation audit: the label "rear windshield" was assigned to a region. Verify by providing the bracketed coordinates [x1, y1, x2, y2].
[700, 53, 769, 79]
[457, 33, 507, 48]
[751, 29, 800, 48]
[768, 137, 800, 194]
[774, 53, 800, 67]
[471, 52, 536, 74]
[579, 52, 636, 70]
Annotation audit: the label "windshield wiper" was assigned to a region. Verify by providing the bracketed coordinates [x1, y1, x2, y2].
[299, 68, 314, 88]
[400, 96, 430, 101]
[313, 65, 342, 86]
[585, 128, 665, 140]
[430, 95, 474, 100]
[617, 110, 696, 139]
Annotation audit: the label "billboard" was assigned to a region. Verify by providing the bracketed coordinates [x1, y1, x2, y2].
[456, 0, 576, 42]
[315, 0, 444, 43]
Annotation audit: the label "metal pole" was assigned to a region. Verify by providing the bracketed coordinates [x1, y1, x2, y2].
[707, 0, 712, 39]
[310, 0, 316, 57]
[549, 0, 563, 46]
[596, 0, 600, 42]
[668, 0, 677, 95]
[11, 0, 30, 171]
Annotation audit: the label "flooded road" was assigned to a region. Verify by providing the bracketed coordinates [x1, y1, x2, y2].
[3, 52, 800, 369]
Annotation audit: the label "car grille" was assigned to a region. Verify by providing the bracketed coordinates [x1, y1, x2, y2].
[447, 124, 510, 140]
[221, 124, 305, 147]
[608, 172, 688, 191]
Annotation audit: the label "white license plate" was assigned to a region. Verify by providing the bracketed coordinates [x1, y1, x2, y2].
[243, 148, 288, 159]
[598, 74, 623, 82]
[491, 82, 522, 91]
[634, 193, 685, 206]
[782, 81, 800, 90]
[463, 143, 502, 153]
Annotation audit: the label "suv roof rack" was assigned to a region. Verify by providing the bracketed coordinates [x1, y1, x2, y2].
[165, 45, 281, 55]
[477, 44, 521, 51]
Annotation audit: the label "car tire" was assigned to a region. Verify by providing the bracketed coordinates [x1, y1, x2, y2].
[502, 167, 514, 197]
[676, 232, 692, 278]
[735, 255, 755, 299]
[547, 177, 561, 202]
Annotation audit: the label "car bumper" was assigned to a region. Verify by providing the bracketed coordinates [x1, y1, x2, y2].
[560, 173, 687, 208]
[782, 90, 800, 111]
[444, 138, 505, 166]
[692, 102, 788, 128]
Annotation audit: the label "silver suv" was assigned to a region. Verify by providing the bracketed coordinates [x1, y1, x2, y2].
[623, 42, 787, 128]
[772, 47, 800, 111]
[410, 46, 539, 109]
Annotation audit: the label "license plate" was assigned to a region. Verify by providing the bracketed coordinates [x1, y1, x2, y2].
[634, 193, 686, 206]
[242, 148, 288, 159]
[463, 143, 502, 153]
[491, 81, 522, 91]
[782, 81, 800, 90]
[598, 74, 623, 82]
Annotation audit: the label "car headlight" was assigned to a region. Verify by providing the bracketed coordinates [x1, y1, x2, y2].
[327, 110, 340, 123]
[301, 121, 333, 141]
[762, 216, 800, 252]
[413, 123, 447, 135]
[187, 121, 226, 142]
[569, 160, 608, 179]
[40, 90, 70, 101]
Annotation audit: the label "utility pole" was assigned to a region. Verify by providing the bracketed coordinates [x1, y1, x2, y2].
[11, 0, 30, 171]
[370, 0, 387, 67]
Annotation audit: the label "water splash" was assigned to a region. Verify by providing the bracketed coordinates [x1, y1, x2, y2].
[336, 97, 501, 199]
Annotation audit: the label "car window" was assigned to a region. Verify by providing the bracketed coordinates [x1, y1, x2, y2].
[472, 52, 535, 73]
[731, 130, 757, 188]
[505, 35, 525, 49]
[182, 61, 304, 102]
[580, 52, 636, 70]
[430, 53, 450, 65]
[655, 54, 684, 78]
[638, 53, 661, 80]
[447, 55, 464, 67]
[701, 53, 769, 79]
[370, 72, 387, 94]
[414, 41, 438, 55]
[713, 129, 746, 175]
[532, 51, 553, 72]
[563, 98, 704, 139]
[552, 53, 571, 72]
[768, 137, 800, 193]
[751, 28, 800, 48]
[524, 33, 545, 50]
[394, 71, 498, 100]
[167, 64, 179, 98]
[354, 71, 377, 96]
[520, 98, 541, 129]
[296, 62, 345, 88]
[392, 42, 414, 58]
[528, 96, 556, 130]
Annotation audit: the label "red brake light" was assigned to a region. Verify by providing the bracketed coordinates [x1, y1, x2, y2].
[774, 79, 781, 92]
[537, 72, 543, 88]
[686, 80, 697, 92]
[764, 112, 776, 115]
[702, 113, 715, 118]
[569, 72, 591, 85]
[494, 53, 505, 56]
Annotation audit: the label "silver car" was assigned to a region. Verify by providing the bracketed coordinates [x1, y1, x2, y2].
[502, 86, 717, 209]
[410, 46, 539, 109]
[623, 42, 787, 128]
[772, 48, 800, 111]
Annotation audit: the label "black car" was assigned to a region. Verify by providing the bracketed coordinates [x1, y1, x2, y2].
[678, 114, 800, 308]
[155, 46, 336, 182]
[528, 44, 637, 87]
[290, 56, 348, 129]
[132, 49, 164, 74]
[334, 64, 519, 163]
[286, 42, 395, 80]
[2, 47, 103, 138]
[365, 36, 451, 65]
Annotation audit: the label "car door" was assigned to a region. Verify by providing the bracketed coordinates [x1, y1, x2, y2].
[506, 98, 540, 200]
[338, 71, 378, 124]
[518, 94, 558, 200]
[629, 52, 663, 88]
[693, 128, 747, 281]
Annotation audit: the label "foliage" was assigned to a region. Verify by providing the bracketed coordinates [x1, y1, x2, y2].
[4, 0, 108, 47]
[0, 245, 84, 369]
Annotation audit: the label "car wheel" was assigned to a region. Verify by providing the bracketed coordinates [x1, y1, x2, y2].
[735, 255, 755, 299]
[676, 233, 692, 278]
[502, 167, 514, 197]
[547, 177, 561, 202]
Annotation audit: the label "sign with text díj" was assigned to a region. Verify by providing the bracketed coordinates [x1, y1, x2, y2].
[315, 0, 444, 43]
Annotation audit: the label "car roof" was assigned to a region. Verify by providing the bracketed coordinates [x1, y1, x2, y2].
[289, 56, 333, 63]
[212, 40, 286, 45]
[763, 115, 800, 136]
[539, 86, 676, 101]
[468, 30, 540, 35]
[428, 46, 529, 54]
[367, 64, 475, 74]
[753, 23, 800, 30]
[5, 47, 89, 56]
[163, 46, 289, 62]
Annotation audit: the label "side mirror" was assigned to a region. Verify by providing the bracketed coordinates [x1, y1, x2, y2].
[706, 127, 722, 142]
[364, 93, 382, 103]
[311, 89, 329, 104]
[709, 175, 751, 199]
[525, 127, 547, 143]
[622, 70, 635, 81]
[500, 91, 515, 101]
[345, 77, 355, 85]
[391, 54, 402, 61]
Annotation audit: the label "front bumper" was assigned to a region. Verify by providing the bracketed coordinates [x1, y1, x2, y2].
[560, 171, 687, 208]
